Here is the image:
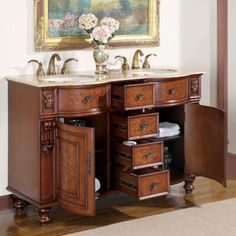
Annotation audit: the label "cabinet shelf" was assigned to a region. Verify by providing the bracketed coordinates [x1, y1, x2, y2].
[145, 135, 183, 142]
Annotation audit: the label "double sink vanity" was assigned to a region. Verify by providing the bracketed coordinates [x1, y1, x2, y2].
[6, 67, 225, 225]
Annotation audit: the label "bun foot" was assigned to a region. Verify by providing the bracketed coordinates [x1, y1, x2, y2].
[183, 175, 196, 194]
[11, 194, 27, 214]
[37, 208, 51, 225]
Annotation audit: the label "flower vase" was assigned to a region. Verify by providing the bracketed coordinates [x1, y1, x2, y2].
[93, 45, 109, 74]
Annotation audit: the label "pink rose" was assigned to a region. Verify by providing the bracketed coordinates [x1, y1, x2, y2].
[91, 25, 112, 44]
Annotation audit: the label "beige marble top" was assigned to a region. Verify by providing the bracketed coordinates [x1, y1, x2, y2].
[5, 68, 204, 88]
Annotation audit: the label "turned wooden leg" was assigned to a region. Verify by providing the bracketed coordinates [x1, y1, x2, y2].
[183, 175, 196, 194]
[37, 207, 51, 225]
[11, 194, 27, 214]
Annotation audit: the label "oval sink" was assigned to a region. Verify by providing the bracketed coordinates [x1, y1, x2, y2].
[41, 77, 75, 82]
[132, 69, 177, 77]
[38, 74, 96, 82]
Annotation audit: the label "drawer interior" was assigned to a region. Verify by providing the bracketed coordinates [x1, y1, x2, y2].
[112, 139, 163, 170]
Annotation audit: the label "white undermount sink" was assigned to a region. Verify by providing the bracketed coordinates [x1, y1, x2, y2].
[39, 74, 95, 82]
[132, 69, 177, 77]
[42, 77, 75, 82]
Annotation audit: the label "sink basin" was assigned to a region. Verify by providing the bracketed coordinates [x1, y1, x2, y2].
[38, 74, 96, 82]
[132, 69, 177, 77]
[41, 77, 75, 82]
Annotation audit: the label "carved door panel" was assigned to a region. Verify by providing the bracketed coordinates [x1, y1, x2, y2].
[185, 103, 226, 186]
[56, 123, 95, 216]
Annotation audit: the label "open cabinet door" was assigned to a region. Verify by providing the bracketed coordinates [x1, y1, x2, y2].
[185, 104, 226, 186]
[56, 123, 95, 216]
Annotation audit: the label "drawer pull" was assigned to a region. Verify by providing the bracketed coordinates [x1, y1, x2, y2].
[140, 123, 149, 130]
[136, 94, 145, 100]
[152, 182, 159, 189]
[85, 96, 93, 103]
[145, 152, 153, 159]
[168, 87, 177, 95]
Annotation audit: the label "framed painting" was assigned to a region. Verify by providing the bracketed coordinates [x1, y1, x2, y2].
[34, 0, 160, 51]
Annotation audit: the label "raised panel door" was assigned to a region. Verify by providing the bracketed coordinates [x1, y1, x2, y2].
[56, 123, 95, 216]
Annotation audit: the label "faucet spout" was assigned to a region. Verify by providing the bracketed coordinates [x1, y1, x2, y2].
[132, 49, 144, 69]
[47, 53, 61, 75]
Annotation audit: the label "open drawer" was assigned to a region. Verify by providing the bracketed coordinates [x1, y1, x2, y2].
[111, 113, 159, 140]
[112, 140, 163, 170]
[114, 168, 169, 200]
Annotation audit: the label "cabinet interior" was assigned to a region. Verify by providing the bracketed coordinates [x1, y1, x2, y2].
[63, 113, 109, 194]
[60, 103, 186, 197]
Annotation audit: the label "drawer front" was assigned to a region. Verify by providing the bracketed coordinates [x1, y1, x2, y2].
[128, 113, 159, 139]
[111, 83, 155, 110]
[58, 86, 108, 114]
[125, 83, 155, 109]
[113, 141, 163, 170]
[114, 169, 169, 200]
[138, 171, 169, 199]
[133, 142, 163, 168]
[156, 78, 188, 105]
[111, 113, 159, 140]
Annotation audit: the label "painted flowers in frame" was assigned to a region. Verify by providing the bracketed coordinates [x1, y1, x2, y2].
[34, 0, 160, 51]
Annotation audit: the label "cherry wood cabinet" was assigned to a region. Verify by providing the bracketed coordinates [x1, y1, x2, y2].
[7, 73, 226, 225]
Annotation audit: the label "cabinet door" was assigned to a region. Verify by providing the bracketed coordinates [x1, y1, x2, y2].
[56, 123, 95, 216]
[185, 104, 226, 186]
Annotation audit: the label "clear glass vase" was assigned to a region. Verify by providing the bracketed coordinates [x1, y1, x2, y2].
[93, 44, 109, 74]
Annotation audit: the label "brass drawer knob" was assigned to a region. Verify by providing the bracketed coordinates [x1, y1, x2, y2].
[85, 96, 93, 103]
[145, 152, 153, 159]
[168, 87, 177, 95]
[152, 182, 159, 189]
[136, 94, 145, 100]
[140, 123, 149, 130]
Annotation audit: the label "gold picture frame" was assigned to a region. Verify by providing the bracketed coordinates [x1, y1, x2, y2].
[34, 0, 160, 51]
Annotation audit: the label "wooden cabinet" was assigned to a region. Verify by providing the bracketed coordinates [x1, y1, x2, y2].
[7, 74, 226, 225]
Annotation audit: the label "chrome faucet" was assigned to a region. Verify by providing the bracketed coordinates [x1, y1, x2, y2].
[47, 53, 61, 75]
[131, 49, 144, 69]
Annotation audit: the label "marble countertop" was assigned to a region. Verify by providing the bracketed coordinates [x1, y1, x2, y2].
[5, 68, 204, 88]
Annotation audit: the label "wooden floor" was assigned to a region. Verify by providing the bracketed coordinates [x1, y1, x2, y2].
[1, 177, 236, 236]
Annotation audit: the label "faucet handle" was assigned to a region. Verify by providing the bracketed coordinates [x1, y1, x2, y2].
[28, 59, 45, 78]
[61, 58, 78, 74]
[142, 54, 157, 69]
[115, 56, 130, 71]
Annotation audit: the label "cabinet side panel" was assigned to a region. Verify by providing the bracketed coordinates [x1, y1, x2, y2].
[8, 82, 40, 202]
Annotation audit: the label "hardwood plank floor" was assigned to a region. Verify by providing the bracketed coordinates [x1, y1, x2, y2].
[1, 177, 236, 236]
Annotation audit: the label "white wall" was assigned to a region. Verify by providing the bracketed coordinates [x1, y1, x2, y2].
[228, 0, 236, 153]
[0, 0, 215, 196]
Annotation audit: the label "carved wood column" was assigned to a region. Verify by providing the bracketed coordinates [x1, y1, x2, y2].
[40, 120, 56, 154]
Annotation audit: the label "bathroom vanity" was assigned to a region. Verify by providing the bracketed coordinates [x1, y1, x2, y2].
[6, 69, 226, 224]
